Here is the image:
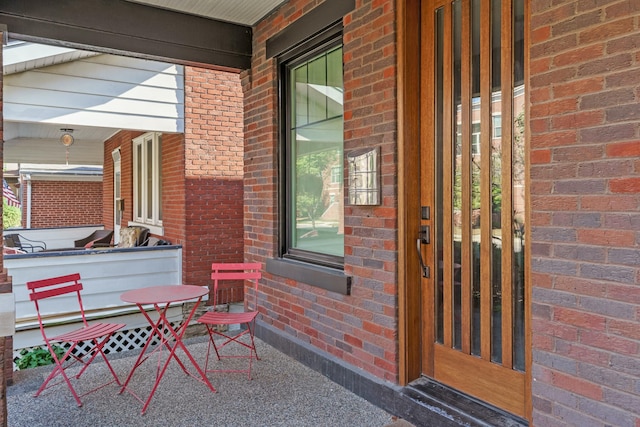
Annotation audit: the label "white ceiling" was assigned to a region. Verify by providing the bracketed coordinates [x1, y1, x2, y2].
[3, 1, 288, 167]
[126, 0, 287, 25]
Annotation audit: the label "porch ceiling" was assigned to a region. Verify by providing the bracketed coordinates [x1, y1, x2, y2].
[0, 0, 288, 70]
[0, 0, 287, 168]
[3, 123, 107, 166]
[125, 0, 287, 26]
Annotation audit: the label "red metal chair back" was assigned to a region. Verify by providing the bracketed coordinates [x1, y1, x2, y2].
[211, 262, 262, 309]
[28, 273, 89, 331]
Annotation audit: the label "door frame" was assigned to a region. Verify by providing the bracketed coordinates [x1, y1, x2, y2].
[396, 0, 532, 421]
[397, 0, 424, 386]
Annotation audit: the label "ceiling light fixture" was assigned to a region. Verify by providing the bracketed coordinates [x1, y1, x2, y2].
[60, 128, 75, 165]
[60, 128, 75, 147]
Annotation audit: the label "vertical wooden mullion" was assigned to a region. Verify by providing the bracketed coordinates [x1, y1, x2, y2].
[479, 0, 492, 361]
[419, 0, 436, 376]
[460, 0, 472, 355]
[500, 0, 514, 368]
[442, 1, 454, 349]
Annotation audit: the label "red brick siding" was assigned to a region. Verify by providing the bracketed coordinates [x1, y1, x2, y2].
[183, 178, 244, 291]
[184, 67, 245, 289]
[160, 133, 186, 249]
[25, 181, 102, 228]
[530, 0, 640, 425]
[244, 0, 399, 382]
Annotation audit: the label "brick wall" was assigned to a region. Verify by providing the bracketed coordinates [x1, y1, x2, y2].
[529, 1, 640, 425]
[183, 67, 245, 290]
[23, 181, 102, 228]
[160, 133, 187, 249]
[244, 0, 399, 382]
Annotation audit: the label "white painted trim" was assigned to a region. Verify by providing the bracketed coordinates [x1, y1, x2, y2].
[0, 293, 15, 336]
[113, 147, 122, 244]
[26, 176, 32, 229]
[132, 132, 163, 227]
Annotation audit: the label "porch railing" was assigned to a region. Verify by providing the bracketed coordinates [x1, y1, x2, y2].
[6, 244, 185, 366]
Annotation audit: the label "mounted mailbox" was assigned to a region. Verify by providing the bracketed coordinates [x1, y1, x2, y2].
[0, 293, 15, 336]
[347, 146, 380, 205]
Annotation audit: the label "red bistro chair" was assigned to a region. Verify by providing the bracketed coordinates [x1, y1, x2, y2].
[26, 273, 125, 406]
[197, 263, 262, 379]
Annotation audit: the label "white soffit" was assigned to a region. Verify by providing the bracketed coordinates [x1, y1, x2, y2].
[126, 0, 287, 25]
[4, 41, 100, 75]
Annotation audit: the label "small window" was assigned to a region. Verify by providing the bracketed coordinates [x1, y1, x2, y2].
[331, 165, 342, 184]
[133, 132, 162, 226]
[471, 122, 481, 156]
[281, 36, 344, 268]
[492, 115, 502, 139]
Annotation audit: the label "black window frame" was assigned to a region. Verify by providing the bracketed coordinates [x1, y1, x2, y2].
[277, 24, 344, 270]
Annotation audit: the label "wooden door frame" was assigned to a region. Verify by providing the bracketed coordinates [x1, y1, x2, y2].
[397, 0, 423, 386]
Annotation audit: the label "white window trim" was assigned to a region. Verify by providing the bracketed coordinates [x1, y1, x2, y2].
[132, 132, 163, 228]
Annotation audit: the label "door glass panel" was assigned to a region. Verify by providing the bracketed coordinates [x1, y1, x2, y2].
[512, 0, 526, 372]
[490, 0, 503, 364]
[452, 0, 462, 350]
[435, 7, 445, 344]
[470, 0, 481, 357]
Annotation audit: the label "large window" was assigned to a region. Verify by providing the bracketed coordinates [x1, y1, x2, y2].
[133, 132, 162, 227]
[281, 37, 344, 268]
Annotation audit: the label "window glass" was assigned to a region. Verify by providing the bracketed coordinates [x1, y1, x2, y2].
[133, 132, 162, 227]
[146, 137, 153, 222]
[285, 43, 344, 264]
[136, 144, 143, 219]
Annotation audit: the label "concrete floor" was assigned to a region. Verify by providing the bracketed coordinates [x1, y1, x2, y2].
[7, 336, 412, 427]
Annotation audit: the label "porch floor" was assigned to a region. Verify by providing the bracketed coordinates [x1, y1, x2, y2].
[7, 336, 405, 427]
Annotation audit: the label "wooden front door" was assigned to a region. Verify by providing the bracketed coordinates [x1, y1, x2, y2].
[418, 0, 527, 417]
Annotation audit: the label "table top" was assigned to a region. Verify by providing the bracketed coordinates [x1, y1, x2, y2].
[121, 285, 208, 305]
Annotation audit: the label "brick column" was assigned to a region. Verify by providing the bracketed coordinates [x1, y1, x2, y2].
[0, 276, 10, 427]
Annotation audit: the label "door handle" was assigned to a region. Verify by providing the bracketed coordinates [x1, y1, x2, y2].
[416, 237, 430, 278]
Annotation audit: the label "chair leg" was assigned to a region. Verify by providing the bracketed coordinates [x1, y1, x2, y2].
[35, 336, 121, 407]
[204, 322, 259, 379]
[75, 335, 121, 386]
[245, 321, 259, 379]
[203, 326, 215, 372]
[35, 344, 84, 407]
